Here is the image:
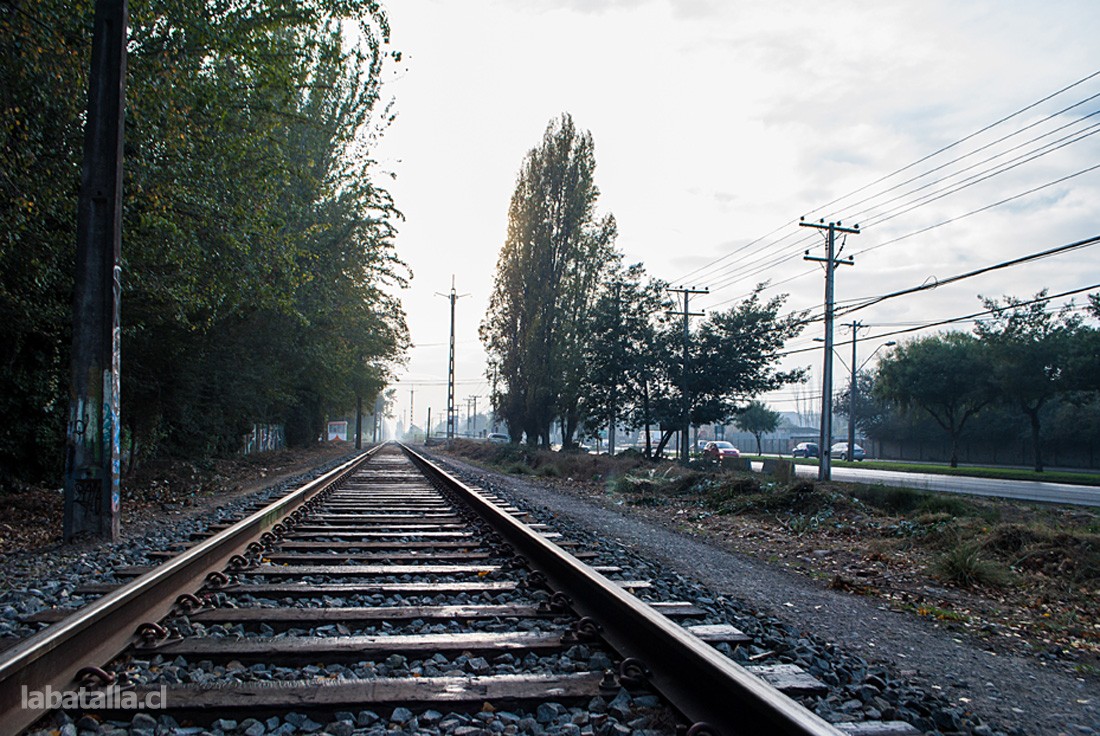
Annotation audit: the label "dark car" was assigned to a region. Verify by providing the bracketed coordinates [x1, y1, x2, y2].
[703, 441, 740, 460]
[792, 442, 819, 458]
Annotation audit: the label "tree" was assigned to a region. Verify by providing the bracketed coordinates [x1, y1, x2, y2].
[121, 2, 408, 455]
[875, 332, 995, 468]
[974, 291, 1083, 472]
[582, 263, 669, 454]
[481, 114, 616, 448]
[835, 373, 891, 439]
[1, 0, 408, 484]
[647, 285, 807, 456]
[734, 400, 781, 455]
[0, 1, 91, 483]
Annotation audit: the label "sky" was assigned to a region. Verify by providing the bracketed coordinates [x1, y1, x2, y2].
[368, 0, 1100, 436]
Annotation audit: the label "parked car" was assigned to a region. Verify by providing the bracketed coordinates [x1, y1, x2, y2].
[791, 442, 819, 458]
[703, 440, 740, 460]
[830, 442, 865, 461]
[487, 433, 510, 444]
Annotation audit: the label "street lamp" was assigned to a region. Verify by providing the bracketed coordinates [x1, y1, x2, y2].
[816, 331, 896, 461]
[848, 335, 896, 460]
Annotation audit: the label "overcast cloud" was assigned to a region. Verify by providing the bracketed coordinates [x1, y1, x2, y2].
[371, 0, 1100, 431]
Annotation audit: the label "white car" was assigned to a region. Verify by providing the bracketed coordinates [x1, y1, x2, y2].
[830, 442, 865, 461]
[487, 433, 510, 444]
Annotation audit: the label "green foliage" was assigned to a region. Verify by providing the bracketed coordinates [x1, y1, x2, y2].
[582, 263, 670, 446]
[849, 485, 977, 516]
[975, 291, 1087, 472]
[863, 293, 1100, 470]
[874, 332, 995, 467]
[0, 0, 90, 482]
[983, 522, 1100, 586]
[481, 113, 616, 448]
[642, 285, 808, 456]
[734, 400, 781, 455]
[1, 0, 408, 483]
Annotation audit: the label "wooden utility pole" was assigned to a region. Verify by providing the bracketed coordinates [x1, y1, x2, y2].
[801, 218, 859, 481]
[64, 0, 128, 541]
[667, 286, 708, 464]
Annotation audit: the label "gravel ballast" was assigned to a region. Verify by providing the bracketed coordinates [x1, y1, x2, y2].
[430, 451, 1099, 736]
[3, 446, 1097, 735]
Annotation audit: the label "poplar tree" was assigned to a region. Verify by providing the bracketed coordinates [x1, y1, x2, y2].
[481, 114, 615, 447]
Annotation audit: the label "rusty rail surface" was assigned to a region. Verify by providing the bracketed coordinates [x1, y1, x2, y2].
[401, 443, 845, 736]
[0, 449, 376, 735]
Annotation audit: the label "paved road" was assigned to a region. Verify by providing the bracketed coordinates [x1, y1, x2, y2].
[768, 461, 1100, 507]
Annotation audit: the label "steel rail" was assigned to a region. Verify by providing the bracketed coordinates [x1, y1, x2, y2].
[0, 449, 376, 735]
[402, 443, 845, 736]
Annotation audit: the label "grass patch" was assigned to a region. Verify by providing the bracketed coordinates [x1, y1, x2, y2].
[915, 604, 970, 623]
[850, 484, 979, 517]
[504, 461, 534, 475]
[838, 459, 1100, 486]
[983, 522, 1100, 586]
[445, 438, 649, 483]
[935, 544, 1013, 588]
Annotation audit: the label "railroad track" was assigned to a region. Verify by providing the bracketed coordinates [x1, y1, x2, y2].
[1, 444, 920, 735]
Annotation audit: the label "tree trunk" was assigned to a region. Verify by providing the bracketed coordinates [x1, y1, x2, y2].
[754, 432, 762, 456]
[563, 412, 579, 450]
[642, 381, 652, 459]
[1028, 409, 1043, 472]
[653, 429, 674, 458]
[949, 429, 959, 468]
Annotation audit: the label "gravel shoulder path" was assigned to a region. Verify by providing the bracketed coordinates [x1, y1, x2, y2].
[434, 452, 1099, 736]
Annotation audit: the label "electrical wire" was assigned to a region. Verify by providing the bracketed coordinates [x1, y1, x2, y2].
[804, 68, 1100, 220]
[836, 234, 1100, 317]
[778, 283, 1100, 359]
[672, 69, 1100, 302]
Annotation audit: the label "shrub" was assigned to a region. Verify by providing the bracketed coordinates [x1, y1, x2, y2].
[983, 523, 1100, 585]
[935, 545, 1012, 588]
[504, 461, 534, 475]
[850, 485, 927, 514]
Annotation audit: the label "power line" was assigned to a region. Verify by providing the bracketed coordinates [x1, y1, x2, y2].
[836, 233, 1100, 317]
[701, 148, 1100, 305]
[835, 105, 1100, 225]
[778, 282, 1100, 359]
[674, 70, 1100, 305]
[851, 163, 1100, 259]
[703, 169, 1100, 313]
[852, 127, 1100, 232]
[806, 68, 1100, 220]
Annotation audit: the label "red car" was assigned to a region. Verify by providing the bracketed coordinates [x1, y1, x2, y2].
[703, 441, 740, 460]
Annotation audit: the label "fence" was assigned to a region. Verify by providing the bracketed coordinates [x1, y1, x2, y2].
[242, 424, 285, 455]
[865, 437, 1099, 470]
[711, 430, 1098, 469]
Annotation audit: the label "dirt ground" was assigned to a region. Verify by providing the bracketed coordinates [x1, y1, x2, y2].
[620, 495, 1100, 677]
[439, 441, 1100, 680]
[0, 442, 354, 556]
[2, 440, 1094, 678]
